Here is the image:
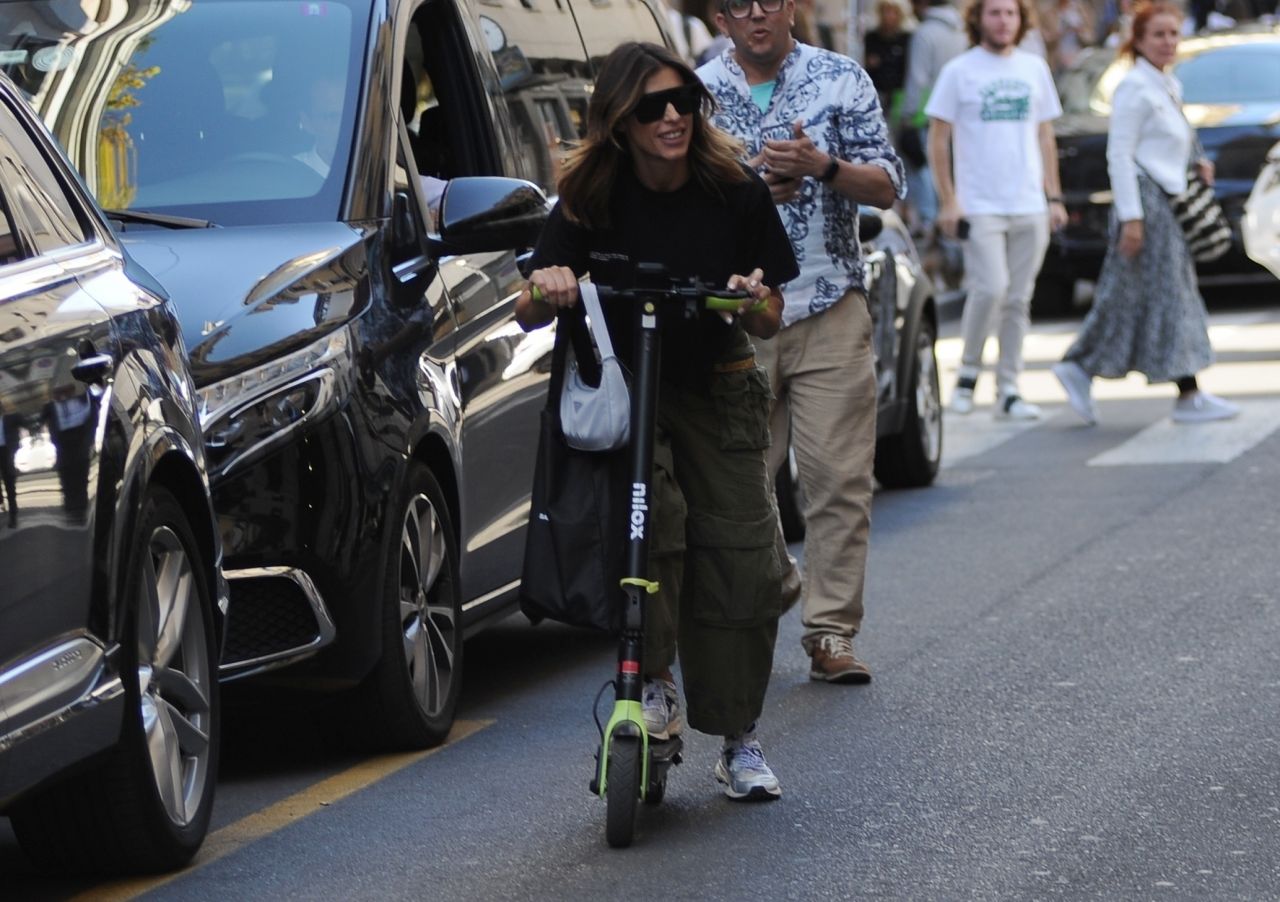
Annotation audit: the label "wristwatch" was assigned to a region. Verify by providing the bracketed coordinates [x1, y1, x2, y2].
[819, 155, 840, 182]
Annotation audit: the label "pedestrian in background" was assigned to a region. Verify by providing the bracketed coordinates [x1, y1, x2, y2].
[927, 0, 1067, 419]
[901, 0, 967, 238]
[699, 0, 905, 684]
[865, 0, 913, 118]
[1052, 1, 1239, 425]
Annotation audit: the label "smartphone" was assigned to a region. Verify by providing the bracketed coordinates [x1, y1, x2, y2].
[956, 218, 971, 240]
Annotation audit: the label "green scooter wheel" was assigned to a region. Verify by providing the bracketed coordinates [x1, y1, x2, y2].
[605, 735, 640, 848]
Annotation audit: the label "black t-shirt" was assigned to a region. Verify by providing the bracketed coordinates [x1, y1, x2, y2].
[528, 163, 799, 387]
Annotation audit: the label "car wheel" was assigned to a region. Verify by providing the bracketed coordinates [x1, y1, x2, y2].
[1031, 273, 1076, 319]
[774, 443, 806, 544]
[874, 318, 942, 489]
[11, 486, 219, 874]
[357, 463, 461, 750]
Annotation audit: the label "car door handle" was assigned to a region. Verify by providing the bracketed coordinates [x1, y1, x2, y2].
[72, 353, 114, 384]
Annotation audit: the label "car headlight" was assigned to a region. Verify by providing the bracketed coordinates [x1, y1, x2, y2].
[198, 329, 350, 477]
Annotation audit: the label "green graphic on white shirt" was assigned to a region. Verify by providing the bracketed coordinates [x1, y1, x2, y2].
[980, 79, 1031, 122]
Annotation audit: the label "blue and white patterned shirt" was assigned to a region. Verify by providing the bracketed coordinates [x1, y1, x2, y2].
[698, 43, 906, 326]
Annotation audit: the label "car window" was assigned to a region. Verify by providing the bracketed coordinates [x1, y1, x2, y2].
[1, 0, 368, 227]
[0, 99, 86, 256]
[1176, 46, 1280, 105]
[575, 0, 667, 66]
[473, 2, 594, 193]
[0, 188, 24, 267]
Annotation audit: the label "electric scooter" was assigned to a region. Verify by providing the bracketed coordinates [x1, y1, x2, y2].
[536, 263, 762, 848]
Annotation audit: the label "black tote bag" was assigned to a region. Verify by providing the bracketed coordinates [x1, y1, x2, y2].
[519, 310, 628, 633]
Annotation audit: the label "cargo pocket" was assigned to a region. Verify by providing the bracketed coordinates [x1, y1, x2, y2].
[683, 506, 782, 628]
[708, 364, 772, 452]
[649, 430, 687, 558]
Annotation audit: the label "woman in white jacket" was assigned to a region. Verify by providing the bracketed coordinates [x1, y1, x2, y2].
[1051, 0, 1238, 424]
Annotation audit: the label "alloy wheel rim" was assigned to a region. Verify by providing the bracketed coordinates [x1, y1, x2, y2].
[916, 335, 942, 463]
[136, 525, 212, 826]
[399, 493, 456, 718]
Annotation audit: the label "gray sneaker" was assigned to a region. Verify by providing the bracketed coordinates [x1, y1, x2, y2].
[641, 678, 682, 741]
[714, 727, 781, 801]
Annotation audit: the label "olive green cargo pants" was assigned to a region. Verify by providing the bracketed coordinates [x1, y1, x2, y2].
[643, 342, 783, 738]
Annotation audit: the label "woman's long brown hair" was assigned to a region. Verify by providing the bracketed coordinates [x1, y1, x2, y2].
[556, 42, 748, 230]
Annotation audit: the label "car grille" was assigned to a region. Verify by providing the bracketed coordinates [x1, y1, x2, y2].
[222, 578, 323, 664]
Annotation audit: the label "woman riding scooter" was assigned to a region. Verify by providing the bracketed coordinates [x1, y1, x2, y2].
[515, 41, 797, 801]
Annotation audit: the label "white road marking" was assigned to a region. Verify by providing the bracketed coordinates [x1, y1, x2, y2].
[935, 309, 1280, 467]
[1088, 399, 1280, 466]
[943, 411, 1043, 466]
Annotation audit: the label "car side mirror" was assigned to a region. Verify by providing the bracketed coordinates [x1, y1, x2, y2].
[859, 209, 884, 243]
[432, 177, 549, 255]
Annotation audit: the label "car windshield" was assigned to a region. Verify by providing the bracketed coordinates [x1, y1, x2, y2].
[1064, 35, 1280, 116]
[0, 0, 368, 226]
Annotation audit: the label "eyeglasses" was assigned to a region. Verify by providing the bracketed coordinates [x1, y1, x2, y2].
[632, 83, 701, 124]
[721, 0, 785, 19]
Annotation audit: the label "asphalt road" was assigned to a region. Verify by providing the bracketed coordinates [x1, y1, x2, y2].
[4, 298, 1280, 901]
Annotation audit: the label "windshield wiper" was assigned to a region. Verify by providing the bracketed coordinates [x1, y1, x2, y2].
[103, 208, 219, 229]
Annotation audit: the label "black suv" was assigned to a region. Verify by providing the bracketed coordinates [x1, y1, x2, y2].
[1, 0, 673, 749]
[0, 74, 225, 872]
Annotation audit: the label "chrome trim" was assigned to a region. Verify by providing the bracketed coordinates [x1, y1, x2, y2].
[0, 637, 106, 730]
[218, 566, 337, 680]
[462, 578, 521, 613]
[0, 638, 121, 756]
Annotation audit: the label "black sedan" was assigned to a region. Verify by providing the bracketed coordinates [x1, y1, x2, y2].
[1036, 25, 1280, 317]
[0, 74, 225, 873]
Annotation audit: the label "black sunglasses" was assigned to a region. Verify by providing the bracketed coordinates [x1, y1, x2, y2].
[632, 83, 701, 124]
[722, 0, 785, 18]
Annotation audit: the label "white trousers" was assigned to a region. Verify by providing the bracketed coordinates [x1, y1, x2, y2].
[958, 213, 1051, 398]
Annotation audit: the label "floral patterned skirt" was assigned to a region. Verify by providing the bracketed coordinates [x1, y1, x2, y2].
[1064, 175, 1213, 383]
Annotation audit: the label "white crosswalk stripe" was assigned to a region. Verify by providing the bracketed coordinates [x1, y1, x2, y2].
[1088, 399, 1280, 466]
[935, 307, 1280, 469]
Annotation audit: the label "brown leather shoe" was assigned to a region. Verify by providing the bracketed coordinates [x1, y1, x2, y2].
[808, 634, 871, 684]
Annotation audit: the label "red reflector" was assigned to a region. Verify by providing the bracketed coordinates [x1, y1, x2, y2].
[621, 660, 640, 674]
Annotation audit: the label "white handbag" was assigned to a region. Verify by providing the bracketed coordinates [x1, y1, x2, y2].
[559, 283, 631, 452]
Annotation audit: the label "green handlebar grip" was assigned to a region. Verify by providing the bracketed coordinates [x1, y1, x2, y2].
[705, 295, 770, 314]
[530, 285, 544, 303]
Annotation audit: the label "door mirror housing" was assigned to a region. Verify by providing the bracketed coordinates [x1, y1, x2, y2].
[432, 177, 550, 254]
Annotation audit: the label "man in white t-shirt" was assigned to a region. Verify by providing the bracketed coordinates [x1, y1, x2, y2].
[926, 0, 1068, 419]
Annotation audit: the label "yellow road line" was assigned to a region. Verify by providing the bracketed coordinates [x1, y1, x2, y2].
[72, 718, 492, 902]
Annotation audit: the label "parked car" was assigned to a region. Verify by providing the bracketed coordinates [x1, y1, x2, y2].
[1243, 140, 1280, 279]
[0, 73, 225, 872]
[0, 0, 674, 750]
[1038, 25, 1280, 317]
[774, 206, 942, 542]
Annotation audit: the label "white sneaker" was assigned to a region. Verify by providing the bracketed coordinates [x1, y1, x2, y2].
[995, 394, 1042, 420]
[641, 678, 682, 740]
[950, 387, 975, 415]
[1051, 361, 1097, 425]
[714, 725, 781, 801]
[1172, 391, 1240, 423]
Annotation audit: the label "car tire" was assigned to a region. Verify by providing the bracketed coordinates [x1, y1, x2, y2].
[774, 444, 806, 544]
[874, 317, 942, 489]
[10, 485, 220, 874]
[356, 463, 462, 750]
[1031, 273, 1076, 319]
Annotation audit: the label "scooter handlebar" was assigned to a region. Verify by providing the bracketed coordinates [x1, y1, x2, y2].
[529, 283, 767, 313]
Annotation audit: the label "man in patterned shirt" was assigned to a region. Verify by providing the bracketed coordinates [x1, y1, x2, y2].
[698, 0, 905, 684]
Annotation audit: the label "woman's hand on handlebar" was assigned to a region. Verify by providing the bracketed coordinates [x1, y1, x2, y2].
[726, 268, 783, 340]
[515, 265, 578, 331]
